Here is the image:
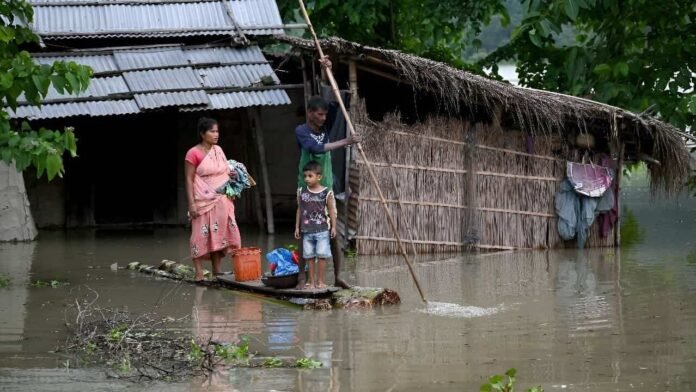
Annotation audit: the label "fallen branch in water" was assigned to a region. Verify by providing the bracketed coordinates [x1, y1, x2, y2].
[61, 288, 324, 382]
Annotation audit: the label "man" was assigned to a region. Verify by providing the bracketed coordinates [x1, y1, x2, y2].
[295, 95, 361, 289]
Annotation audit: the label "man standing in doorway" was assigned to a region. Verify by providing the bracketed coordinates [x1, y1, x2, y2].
[295, 94, 361, 289]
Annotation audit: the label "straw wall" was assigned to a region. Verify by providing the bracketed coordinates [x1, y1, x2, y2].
[349, 114, 617, 254]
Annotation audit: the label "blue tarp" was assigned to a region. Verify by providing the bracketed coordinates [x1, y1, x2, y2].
[266, 248, 299, 276]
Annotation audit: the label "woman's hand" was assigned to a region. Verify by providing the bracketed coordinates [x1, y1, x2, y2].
[294, 227, 301, 239]
[331, 227, 336, 239]
[229, 170, 237, 179]
[188, 205, 200, 219]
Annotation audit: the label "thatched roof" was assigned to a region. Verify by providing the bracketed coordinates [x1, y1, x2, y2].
[278, 36, 691, 195]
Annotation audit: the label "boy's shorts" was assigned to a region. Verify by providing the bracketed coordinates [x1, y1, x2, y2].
[302, 231, 332, 259]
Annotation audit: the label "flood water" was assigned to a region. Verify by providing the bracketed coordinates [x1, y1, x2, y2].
[1, 174, 695, 391]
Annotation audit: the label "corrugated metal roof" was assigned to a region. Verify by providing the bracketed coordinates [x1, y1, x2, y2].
[229, 0, 284, 35]
[10, 100, 139, 119]
[135, 90, 210, 109]
[35, 30, 236, 40]
[124, 68, 203, 91]
[30, 0, 285, 39]
[199, 65, 278, 88]
[17, 76, 129, 104]
[208, 89, 290, 109]
[113, 47, 188, 70]
[32, 2, 234, 38]
[33, 54, 119, 73]
[10, 44, 290, 119]
[184, 46, 267, 65]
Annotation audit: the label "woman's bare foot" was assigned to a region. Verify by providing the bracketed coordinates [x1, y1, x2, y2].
[194, 273, 205, 282]
[306, 283, 315, 290]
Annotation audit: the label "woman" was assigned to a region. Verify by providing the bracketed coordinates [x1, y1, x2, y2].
[185, 117, 241, 281]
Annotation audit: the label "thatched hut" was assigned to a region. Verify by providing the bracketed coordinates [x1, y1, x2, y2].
[277, 37, 690, 254]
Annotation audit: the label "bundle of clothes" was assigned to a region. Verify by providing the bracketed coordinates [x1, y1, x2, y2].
[555, 158, 618, 248]
[216, 160, 256, 198]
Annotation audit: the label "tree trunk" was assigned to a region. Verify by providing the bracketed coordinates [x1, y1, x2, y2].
[0, 162, 38, 241]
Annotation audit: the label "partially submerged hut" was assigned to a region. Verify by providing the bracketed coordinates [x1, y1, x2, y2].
[279, 37, 690, 254]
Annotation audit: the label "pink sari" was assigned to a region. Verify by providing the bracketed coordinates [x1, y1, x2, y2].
[189, 145, 241, 260]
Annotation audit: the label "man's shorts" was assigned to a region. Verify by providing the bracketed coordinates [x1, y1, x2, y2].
[302, 231, 332, 259]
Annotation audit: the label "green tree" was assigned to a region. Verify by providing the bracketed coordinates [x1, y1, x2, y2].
[280, 1, 694, 139]
[481, 0, 695, 134]
[278, 0, 508, 68]
[0, 0, 92, 180]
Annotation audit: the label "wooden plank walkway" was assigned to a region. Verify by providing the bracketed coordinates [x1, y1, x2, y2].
[216, 276, 340, 299]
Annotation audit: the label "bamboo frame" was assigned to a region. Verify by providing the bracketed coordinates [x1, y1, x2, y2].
[354, 160, 560, 181]
[388, 130, 564, 162]
[351, 113, 569, 253]
[353, 236, 524, 250]
[355, 197, 555, 217]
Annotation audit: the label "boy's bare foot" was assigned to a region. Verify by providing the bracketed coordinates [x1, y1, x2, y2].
[306, 283, 316, 290]
[316, 283, 327, 289]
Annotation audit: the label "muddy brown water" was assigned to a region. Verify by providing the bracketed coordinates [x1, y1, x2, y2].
[1, 177, 695, 391]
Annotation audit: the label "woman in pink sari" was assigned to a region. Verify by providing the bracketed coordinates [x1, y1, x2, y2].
[185, 117, 241, 281]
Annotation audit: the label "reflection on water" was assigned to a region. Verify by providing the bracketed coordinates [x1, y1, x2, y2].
[192, 287, 264, 344]
[620, 208, 646, 248]
[0, 241, 34, 354]
[0, 179, 695, 391]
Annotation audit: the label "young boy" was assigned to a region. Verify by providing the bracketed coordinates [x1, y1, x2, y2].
[294, 161, 337, 289]
[294, 94, 360, 289]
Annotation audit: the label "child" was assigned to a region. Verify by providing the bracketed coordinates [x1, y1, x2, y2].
[294, 160, 337, 289]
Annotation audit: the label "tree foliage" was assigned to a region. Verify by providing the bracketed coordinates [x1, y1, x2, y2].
[0, 0, 92, 180]
[277, 0, 508, 68]
[280, 0, 694, 139]
[482, 0, 695, 134]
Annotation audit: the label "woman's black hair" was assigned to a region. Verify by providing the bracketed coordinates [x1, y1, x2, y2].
[197, 117, 218, 138]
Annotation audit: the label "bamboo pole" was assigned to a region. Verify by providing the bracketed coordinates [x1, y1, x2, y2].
[298, 0, 427, 303]
[614, 143, 625, 247]
[249, 108, 275, 234]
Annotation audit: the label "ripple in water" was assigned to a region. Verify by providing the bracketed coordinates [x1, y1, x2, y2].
[418, 301, 500, 318]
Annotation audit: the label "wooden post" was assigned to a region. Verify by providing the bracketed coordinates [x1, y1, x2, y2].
[348, 60, 358, 105]
[343, 60, 358, 242]
[614, 143, 624, 247]
[249, 108, 275, 234]
[300, 56, 311, 111]
[249, 145, 265, 228]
